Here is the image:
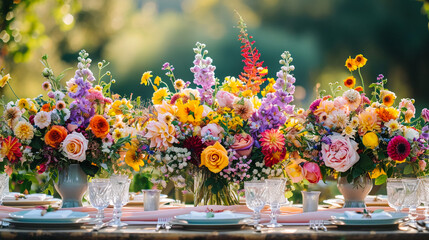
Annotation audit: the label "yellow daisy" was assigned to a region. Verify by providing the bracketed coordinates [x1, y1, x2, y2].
[152, 88, 169, 105]
[0, 74, 11, 88]
[140, 71, 153, 85]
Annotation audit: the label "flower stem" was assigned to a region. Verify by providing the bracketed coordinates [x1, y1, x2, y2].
[358, 68, 365, 94]
[8, 83, 19, 99]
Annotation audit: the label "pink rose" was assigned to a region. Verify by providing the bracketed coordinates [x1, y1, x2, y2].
[321, 133, 360, 172]
[201, 123, 223, 145]
[399, 99, 416, 115]
[230, 133, 254, 157]
[419, 160, 427, 171]
[216, 90, 235, 108]
[422, 108, 429, 122]
[67, 123, 78, 132]
[302, 162, 322, 183]
[61, 132, 89, 162]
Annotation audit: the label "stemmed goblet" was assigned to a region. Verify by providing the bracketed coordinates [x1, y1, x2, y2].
[88, 178, 111, 228]
[418, 176, 429, 223]
[402, 178, 420, 225]
[110, 175, 131, 227]
[0, 174, 9, 205]
[386, 178, 405, 212]
[265, 178, 286, 228]
[244, 181, 267, 225]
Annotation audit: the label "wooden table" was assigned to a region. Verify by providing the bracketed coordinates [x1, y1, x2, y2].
[0, 224, 427, 240]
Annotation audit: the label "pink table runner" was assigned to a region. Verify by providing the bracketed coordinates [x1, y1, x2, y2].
[0, 205, 424, 223]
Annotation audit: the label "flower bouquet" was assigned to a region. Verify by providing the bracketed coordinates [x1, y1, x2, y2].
[290, 54, 429, 194]
[138, 17, 298, 205]
[0, 50, 133, 195]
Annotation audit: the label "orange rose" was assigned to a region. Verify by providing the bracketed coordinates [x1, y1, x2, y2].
[41, 103, 53, 112]
[200, 142, 229, 173]
[89, 115, 110, 138]
[45, 125, 68, 148]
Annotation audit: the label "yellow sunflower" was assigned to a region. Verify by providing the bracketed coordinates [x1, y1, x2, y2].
[380, 90, 396, 107]
[343, 76, 356, 89]
[345, 56, 357, 72]
[176, 99, 204, 125]
[354, 54, 367, 68]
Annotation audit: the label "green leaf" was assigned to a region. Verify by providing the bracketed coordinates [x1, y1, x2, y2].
[375, 174, 388, 185]
[403, 164, 413, 175]
[79, 161, 99, 177]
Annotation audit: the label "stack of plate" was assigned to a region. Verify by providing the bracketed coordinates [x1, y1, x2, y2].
[172, 211, 252, 230]
[323, 195, 388, 208]
[2, 193, 62, 208]
[330, 211, 408, 229]
[3, 210, 89, 229]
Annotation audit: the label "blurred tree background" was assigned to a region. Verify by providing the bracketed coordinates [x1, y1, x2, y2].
[1, 0, 429, 109]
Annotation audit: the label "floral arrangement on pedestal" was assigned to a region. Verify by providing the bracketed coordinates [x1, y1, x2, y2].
[0, 50, 134, 193]
[137, 17, 300, 205]
[288, 54, 429, 188]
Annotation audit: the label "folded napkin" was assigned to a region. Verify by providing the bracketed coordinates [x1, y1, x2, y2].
[23, 210, 73, 218]
[25, 194, 47, 201]
[344, 211, 392, 219]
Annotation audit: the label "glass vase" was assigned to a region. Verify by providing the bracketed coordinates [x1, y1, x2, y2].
[193, 170, 239, 206]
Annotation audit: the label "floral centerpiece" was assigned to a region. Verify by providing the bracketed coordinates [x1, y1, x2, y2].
[137, 17, 298, 205]
[0, 50, 133, 195]
[288, 54, 429, 202]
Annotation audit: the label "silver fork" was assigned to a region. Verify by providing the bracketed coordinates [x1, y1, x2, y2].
[155, 218, 165, 231]
[164, 217, 172, 231]
[309, 220, 318, 231]
[317, 220, 327, 232]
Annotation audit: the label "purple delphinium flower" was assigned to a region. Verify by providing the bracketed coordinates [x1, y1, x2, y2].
[421, 125, 429, 140]
[377, 74, 384, 82]
[190, 44, 216, 105]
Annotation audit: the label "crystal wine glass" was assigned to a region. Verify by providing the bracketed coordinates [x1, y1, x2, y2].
[402, 178, 420, 225]
[265, 178, 286, 228]
[386, 178, 405, 212]
[244, 181, 267, 225]
[418, 176, 429, 223]
[110, 175, 131, 227]
[0, 174, 9, 205]
[88, 179, 111, 227]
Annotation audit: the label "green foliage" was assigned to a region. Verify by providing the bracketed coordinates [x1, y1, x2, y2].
[79, 161, 99, 177]
[131, 172, 153, 192]
[375, 174, 387, 185]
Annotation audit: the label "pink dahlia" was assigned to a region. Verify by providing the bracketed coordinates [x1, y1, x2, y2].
[260, 129, 285, 154]
[387, 136, 411, 161]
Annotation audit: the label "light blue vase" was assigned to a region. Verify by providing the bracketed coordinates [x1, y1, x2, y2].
[54, 164, 88, 208]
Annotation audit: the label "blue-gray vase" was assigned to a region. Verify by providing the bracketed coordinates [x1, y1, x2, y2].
[54, 164, 88, 208]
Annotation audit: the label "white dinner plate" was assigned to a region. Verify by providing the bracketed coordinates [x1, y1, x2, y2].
[9, 210, 89, 223]
[2, 198, 61, 206]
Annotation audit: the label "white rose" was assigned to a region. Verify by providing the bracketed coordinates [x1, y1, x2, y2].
[34, 111, 51, 129]
[62, 132, 88, 162]
[404, 128, 419, 141]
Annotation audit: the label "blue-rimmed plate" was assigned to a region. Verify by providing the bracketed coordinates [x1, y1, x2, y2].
[175, 212, 251, 225]
[9, 210, 89, 223]
[330, 212, 408, 225]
